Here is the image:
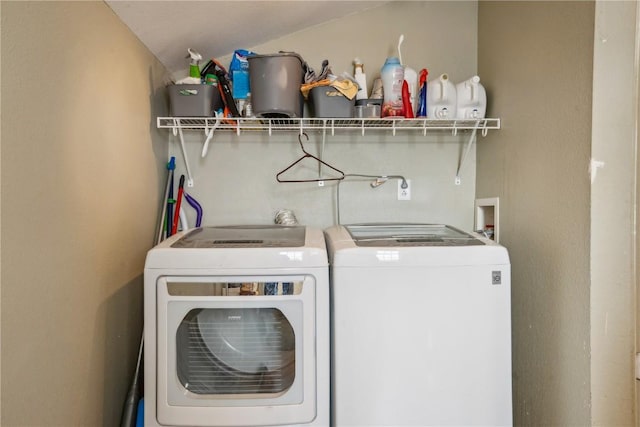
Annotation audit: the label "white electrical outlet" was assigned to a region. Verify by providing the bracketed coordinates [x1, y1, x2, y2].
[398, 179, 411, 200]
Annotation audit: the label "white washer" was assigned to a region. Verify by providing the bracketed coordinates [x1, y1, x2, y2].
[144, 225, 329, 427]
[325, 224, 512, 426]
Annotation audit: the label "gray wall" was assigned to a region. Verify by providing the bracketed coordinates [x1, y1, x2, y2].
[169, 1, 481, 231]
[1, 2, 170, 425]
[478, 2, 595, 425]
[590, 1, 638, 424]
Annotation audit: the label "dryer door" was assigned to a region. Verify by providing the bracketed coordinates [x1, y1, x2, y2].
[156, 276, 317, 427]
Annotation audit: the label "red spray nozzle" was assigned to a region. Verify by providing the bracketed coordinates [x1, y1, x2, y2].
[419, 68, 429, 86]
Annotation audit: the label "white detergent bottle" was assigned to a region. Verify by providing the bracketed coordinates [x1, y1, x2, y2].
[456, 75, 487, 119]
[404, 66, 418, 115]
[381, 57, 405, 117]
[353, 58, 368, 100]
[427, 73, 457, 119]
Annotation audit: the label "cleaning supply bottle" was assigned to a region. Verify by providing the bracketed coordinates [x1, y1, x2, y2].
[395, 33, 417, 115]
[243, 92, 253, 117]
[402, 80, 415, 119]
[417, 69, 428, 117]
[427, 73, 456, 119]
[381, 57, 405, 117]
[404, 66, 418, 114]
[205, 74, 218, 86]
[353, 58, 368, 100]
[455, 75, 487, 119]
[402, 80, 414, 118]
[187, 48, 203, 79]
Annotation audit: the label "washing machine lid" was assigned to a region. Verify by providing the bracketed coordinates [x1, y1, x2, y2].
[171, 225, 306, 248]
[345, 224, 484, 247]
[145, 225, 328, 269]
[325, 224, 509, 267]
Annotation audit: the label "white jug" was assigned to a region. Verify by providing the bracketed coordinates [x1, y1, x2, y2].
[456, 75, 487, 119]
[427, 73, 457, 119]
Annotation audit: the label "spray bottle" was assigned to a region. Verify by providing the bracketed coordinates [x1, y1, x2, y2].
[417, 68, 428, 117]
[186, 48, 203, 79]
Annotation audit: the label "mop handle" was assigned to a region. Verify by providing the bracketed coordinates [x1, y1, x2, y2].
[171, 175, 185, 235]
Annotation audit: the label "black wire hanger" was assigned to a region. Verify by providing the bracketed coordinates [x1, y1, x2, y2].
[276, 133, 345, 183]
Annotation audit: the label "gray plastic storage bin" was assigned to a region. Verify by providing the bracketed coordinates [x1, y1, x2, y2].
[247, 53, 305, 118]
[309, 86, 355, 118]
[168, 84, 222, 117]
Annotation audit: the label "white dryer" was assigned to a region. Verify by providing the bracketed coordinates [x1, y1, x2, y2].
[325, 224, 512, 426]
[144, 225, 329, 427]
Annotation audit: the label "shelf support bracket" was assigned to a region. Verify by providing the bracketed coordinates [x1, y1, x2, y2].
[481, 120, 489, 137]
[201, 116, 221, 158]
[455, 120, 481, 185]
[176, 124, 195, 187]
[318, 126, 327, 186]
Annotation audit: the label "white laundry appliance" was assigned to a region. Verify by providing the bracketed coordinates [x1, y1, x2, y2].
[324, 223, 512, 426]
[144, 225, 330, 427]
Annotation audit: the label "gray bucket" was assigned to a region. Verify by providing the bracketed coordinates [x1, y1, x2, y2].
[248, 53, 305, 118]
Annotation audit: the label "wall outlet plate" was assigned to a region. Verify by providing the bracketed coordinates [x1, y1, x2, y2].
[398, 179, 411, 200]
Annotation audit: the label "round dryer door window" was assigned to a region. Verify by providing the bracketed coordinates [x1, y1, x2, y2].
[176, 308, 296, 395]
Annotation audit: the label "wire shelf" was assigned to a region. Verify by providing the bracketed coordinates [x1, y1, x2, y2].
[157, 117, 500, 136]
[157, 116, 500, 187]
